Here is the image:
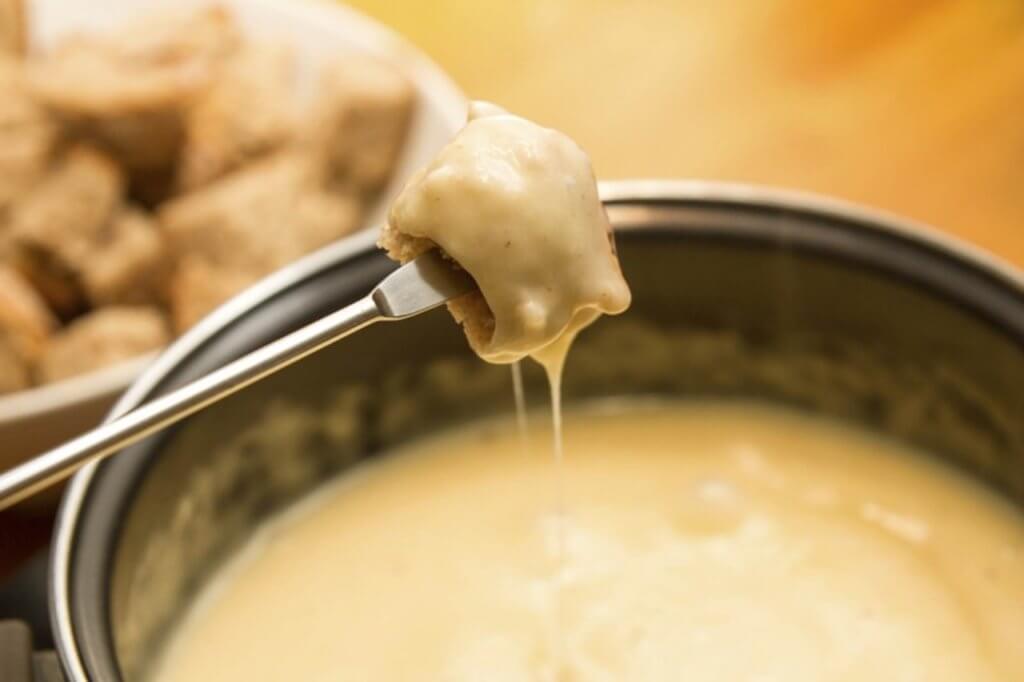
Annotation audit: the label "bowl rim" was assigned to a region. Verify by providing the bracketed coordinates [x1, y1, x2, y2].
[0, 0, 467, 426]
[0, 356, 155, 424]
[49, 179, 1024, 680]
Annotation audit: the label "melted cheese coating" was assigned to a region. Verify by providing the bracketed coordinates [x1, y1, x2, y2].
[383, 102, 630, 364]
[151, 403, 1024, 682]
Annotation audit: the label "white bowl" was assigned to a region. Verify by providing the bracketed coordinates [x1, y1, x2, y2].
[0, 0, 465, 508]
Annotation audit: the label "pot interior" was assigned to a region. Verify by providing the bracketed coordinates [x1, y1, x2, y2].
[62, 192, 1024, 680]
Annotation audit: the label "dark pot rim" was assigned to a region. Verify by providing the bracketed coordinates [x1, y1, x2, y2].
[48, 180, 1024, 681]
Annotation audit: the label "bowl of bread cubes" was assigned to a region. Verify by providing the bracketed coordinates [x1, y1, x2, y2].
[0, 0, 465, 497]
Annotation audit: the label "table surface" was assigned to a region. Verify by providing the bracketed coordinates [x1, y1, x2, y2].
[350, 0, 1024, 266]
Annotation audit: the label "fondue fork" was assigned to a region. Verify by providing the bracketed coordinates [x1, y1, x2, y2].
[0, 251, 475, 510]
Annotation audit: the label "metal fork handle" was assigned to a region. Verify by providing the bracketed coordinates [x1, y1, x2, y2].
[0, 296, 383, 511]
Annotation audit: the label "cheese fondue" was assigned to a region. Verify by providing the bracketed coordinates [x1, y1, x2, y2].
[151, 402, 1024, 681]
[379, 101, 630, 368]
[151, 106, 1024, 682]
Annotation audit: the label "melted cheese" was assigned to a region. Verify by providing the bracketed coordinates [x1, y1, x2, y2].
[383, 102, 631, 365]
[151, 403, 1024, 681]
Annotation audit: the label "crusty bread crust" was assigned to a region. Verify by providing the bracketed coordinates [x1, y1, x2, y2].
[0, 265, 54, 391]
[378, 220, 493, 353]
[310, 56, 415, 196]
[37, 306, 168, 383]
[377, 219, 433, 263]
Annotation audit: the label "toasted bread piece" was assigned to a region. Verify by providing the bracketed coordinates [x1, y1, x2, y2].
[37, 306, 168, 383]
[376, 218, 434, 263]
[166, 255, 256, 334]
[440, 288, 495, 354]
[81, 207, 168, 306]
[29, 6, 241, 201]
[287, 187, 363, 257]
[178, 42, 297, 191]
[0, 0, 24, 56]
[0, 265, 55, 392]
[377, 222, 493, 353]
[163, 151, 361, 332]
[8, 145, 124, 317]
[0, 57, 58, 231]
[309, 55, 415, 195]
[162, 151, 361, 273]
[29, 6, 240, 116]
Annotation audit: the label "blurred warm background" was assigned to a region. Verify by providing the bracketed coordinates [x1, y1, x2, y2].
[350, 0, 1024, 265]
[0, 0, 1022, 646]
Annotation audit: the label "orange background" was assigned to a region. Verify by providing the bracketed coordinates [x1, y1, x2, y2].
[350, 0, 1024, 265]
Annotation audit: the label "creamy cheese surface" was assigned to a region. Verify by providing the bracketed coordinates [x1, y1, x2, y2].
[151, 403, 1024, 682]
[381, 102, 631, 365]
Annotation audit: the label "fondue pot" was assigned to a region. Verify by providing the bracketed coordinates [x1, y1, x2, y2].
[41, 182, 1024, 680]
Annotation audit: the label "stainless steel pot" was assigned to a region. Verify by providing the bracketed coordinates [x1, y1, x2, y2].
[47, 182, 1024, 680]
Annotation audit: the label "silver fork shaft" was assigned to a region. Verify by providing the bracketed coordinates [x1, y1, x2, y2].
[0, 296, 382, 511]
